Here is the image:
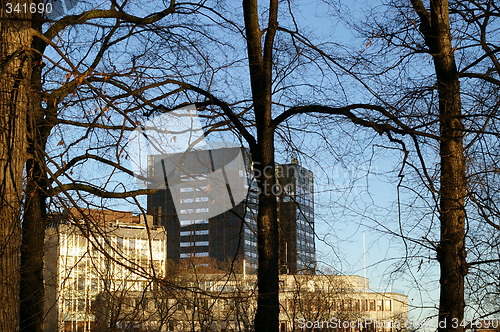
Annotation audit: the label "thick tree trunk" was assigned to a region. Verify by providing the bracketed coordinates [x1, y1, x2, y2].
[242, 0, 280, 331]
[0, 1, 32, 329]
[253, 132, 279, 332]
[19, 12, 47, 330]
[434, 33, 468, 332]
[20, 160, 48, 332]
[414, 1, 468, 331]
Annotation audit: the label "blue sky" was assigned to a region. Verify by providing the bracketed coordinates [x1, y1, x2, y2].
[46, 0, 461, 329]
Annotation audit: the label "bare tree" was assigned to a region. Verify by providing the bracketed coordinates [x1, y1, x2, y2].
[1, 1, 208, 330]
[3, 1, 498, 332]
[287, 0, 499, 330]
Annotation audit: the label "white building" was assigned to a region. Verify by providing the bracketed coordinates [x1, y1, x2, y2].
[106, 270, 408, 332]
[43, 209, 167, 332]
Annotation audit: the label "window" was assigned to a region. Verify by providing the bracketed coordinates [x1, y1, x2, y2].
[180, 219, 208, 226]
[353, 300, 360, 311]
[181, 229, 209, 236]
[64, 321, 74, 331]
[205, 281, 214, 291]
[77, 299, 86, 311]
[77, 278, 85, 290]
[385, 299, 391, 311]
[64, 299, 73, 311]
[376, 300, 384, 311]
[287, 299, 296, 311]
[117, 237, 123, 250]
[369, 300, 376, 311]
[90, 278, 98, 292]
[361, 299, 368, 311]
[195, 241, 209, 246]
[180, 220, 194, 226]
[345, 299, 352, 311]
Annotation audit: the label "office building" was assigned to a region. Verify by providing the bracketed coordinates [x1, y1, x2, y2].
[147, 147, 316, 275]
[147, 147, 259, 273]
[102, 272, 408, 332]
[43, 209, 167, 332]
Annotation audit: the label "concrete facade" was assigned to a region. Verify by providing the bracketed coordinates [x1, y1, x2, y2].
[97, 273, 408, 332]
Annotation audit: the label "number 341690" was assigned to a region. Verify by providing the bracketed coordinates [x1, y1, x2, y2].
[5, 2, 53, 14]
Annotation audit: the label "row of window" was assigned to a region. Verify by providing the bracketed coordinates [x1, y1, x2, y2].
[180, 196, 209, 203]
[245, 240, 258, 249]
[180, 186, 208, 193]
[180, 229, 209, 236]
[180, 252, 209, 258]
[246, 251, 258, 258]
[179, 207, 210, 214]
[180, 241, 209, 247]
[280, 299, 393, 312]
[62, 236, 164, 254]
[179, 219, 208, 226]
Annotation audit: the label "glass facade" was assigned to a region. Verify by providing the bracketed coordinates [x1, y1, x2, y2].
[277, 162, 316, 274]
[147, 147, 259, 273]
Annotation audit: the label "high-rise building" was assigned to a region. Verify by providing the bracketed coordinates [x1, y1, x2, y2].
[43, 209, 167, 332]
[147, 147, 259, 273]
[147, 148, 316, 275]
[277, 160, 316, 274]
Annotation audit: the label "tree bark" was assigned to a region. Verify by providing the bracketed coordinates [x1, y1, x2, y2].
[411, 0, 467, 330]
[0, 1, 32, 329]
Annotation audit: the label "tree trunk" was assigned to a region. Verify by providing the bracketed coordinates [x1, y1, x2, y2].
[242, 0, 280, 331]
[413, 0, 468, 330]
[20, 158, 48, 332]
[0, 1, 32, 329]
[253, 133, 279, 332]
[19, 11, 47, 330]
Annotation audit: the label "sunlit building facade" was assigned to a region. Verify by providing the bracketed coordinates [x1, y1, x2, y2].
[43, 209, 167, 332]
[102, 273, 408, 332]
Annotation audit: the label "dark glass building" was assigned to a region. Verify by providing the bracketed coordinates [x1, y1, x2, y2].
[147, 147, 258, 273]
[147, 149, 315, 275]
[276, 160, 316, 274]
